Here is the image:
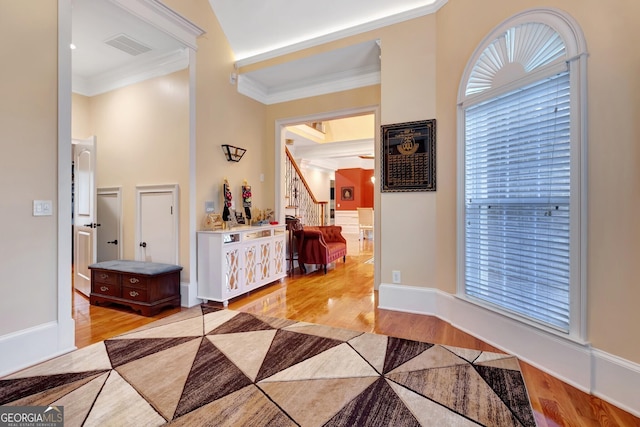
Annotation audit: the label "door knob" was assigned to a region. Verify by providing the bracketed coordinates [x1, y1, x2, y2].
[107, 240, 118, 245]
[139, 242, 147, 248]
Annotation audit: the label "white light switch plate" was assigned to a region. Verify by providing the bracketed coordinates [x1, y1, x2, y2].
[33, 200, 53, 216]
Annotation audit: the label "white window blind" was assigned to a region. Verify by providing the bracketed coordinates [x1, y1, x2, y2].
[464, 71, 571, 331]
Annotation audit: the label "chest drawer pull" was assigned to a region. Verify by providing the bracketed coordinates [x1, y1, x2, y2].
[129, 277, 140, 284]
[100, 273, 109, 280]
[100, 286, 109, 292]
[129, 290, 140, 297]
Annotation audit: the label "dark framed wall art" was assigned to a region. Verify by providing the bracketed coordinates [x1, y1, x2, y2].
[341, 186, 354, 201]
[381, 119, 436, 192]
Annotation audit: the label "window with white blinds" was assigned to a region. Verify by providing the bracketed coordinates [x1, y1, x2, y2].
[459, 10, 587, 339]
[464, 71, 571, 330]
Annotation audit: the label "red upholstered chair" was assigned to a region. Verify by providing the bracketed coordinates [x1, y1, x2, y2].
[295, 225, 347, 274]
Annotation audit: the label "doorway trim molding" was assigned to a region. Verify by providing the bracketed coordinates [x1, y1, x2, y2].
[57, 0, 75, 354]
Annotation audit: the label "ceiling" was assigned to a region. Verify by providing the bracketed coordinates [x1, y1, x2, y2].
[71, 0, 445, 98]
[71, 0, 444, 166]
[71, 0, 189, 96]
[210, 0, 442, 62]
[237, 39, 382, 105]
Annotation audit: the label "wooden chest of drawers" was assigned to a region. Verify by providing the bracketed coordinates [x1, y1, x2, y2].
[89, 260, 182, 316]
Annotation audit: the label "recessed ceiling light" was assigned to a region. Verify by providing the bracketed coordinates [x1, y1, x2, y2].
[70, 43, 76, 50]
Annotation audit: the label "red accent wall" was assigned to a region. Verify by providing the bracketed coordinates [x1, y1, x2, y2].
[335, 168, 374, 210]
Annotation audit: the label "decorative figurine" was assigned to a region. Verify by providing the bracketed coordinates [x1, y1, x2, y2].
[242, 179, 252, 223]
[203, 212, 223, 230]
[264, 208, 275, 223]
[227, 208, 239, 227]
[222, 178, 232, 222]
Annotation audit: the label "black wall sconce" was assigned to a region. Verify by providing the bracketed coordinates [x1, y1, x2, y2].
[221, 144, 247, 162]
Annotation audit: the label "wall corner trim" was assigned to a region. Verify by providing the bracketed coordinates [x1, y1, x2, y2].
[180, 281, 202, 308]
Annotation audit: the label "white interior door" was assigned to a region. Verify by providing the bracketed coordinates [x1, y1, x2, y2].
[73, 136, 97, 297]
[137, 185, 178, 265]
[97, 188, 121, 262]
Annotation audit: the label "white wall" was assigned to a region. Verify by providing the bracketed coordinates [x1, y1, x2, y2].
[298, 164, 332, 204]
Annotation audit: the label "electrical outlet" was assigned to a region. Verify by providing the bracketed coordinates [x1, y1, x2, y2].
[392, 270, 401, 284]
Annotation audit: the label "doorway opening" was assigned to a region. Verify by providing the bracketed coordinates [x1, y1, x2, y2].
[275, 105, 380, 287]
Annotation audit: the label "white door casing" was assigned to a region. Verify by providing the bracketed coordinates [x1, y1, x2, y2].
[97, 187, 122, 262]
[73, 136, 97, 297]
[136, 184, 179, 265]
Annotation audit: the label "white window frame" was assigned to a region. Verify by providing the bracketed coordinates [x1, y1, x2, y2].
[456, 8, 588, 342]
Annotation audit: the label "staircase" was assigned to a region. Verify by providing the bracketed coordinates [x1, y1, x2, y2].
[284, 147, 327, 226]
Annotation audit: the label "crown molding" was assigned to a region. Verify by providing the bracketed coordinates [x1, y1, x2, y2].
[298, 158, 339, 173]
[298, 156, 373, 172]
[294, 138, 374, 159]
[73, 49, 188, 96]
[289, 138, 375, 171]
[238, 67, 380, 105]
[109, 0, 204, 50]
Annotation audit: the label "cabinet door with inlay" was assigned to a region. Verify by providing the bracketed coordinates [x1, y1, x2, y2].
[258, 240, 272, 283]
[243, 242, 259, 290]
[272, 233, 286, 278]
[223, 245, 242, 299]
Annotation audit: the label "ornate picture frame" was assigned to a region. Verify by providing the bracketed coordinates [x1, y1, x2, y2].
[381, 119, 436, 192]
[341, 186, 354, 201]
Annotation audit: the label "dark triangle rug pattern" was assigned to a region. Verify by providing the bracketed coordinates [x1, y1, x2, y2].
[0, 305, 537, 426]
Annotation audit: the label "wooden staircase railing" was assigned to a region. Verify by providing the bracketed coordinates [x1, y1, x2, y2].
[285, 147, 327, 226]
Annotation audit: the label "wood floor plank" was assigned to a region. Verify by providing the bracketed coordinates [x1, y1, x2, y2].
[73, 237, 639, 426]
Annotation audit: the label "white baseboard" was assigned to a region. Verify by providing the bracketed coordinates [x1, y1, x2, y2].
[0, 321, 76, 378]
[591, 348, 640, 417]
[378, 283, 640, 418]
[180, 281, 202, 308]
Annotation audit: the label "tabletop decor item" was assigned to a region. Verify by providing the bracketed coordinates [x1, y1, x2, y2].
[203, 212, 223, 231]
[242, 180, 252, 223]
[222, 178, 232, 222]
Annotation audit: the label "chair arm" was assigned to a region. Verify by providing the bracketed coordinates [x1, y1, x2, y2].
[303, 229, 329, 250]
[294, 228, 323, 255]
[297, 228, 330, 266]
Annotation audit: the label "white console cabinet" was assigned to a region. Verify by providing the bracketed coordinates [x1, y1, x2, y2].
[197, 224, 286, 306]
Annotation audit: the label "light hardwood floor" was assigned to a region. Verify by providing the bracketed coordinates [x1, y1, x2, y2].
[73, 236, 639, 427]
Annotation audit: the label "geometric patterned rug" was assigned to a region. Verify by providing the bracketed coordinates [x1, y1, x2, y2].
[0, 305, 536, 426]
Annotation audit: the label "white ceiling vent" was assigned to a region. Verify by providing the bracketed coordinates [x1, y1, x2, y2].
[104, 34, 152, 56]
